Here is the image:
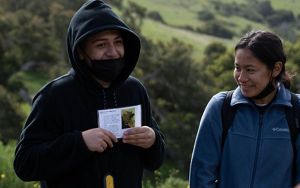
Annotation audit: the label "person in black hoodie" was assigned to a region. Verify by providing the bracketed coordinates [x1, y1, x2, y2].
[13, 1, 165, 187]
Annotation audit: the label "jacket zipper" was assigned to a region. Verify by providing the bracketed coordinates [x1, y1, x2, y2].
[250, 112, 263, 188]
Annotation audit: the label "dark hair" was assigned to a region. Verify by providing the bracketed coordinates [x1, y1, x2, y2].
[235, 30, 292, 88]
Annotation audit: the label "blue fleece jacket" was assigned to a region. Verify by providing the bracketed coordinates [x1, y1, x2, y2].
[189, 83, 300, 188]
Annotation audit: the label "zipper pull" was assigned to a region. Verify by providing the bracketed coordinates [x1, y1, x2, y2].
[104, 174, 114, 188]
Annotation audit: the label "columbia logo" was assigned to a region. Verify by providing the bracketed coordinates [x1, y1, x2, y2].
[272, 128, 289, 132]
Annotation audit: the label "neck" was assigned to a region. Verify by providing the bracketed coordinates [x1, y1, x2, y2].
[253, 88, 277, 105]
[91, 73, 111, 88]
[98, 80, 111, 88]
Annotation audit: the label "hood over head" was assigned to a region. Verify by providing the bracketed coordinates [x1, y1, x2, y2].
[66, 0, 141, 86]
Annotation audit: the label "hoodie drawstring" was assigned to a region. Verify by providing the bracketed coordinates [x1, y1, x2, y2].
[102, 89, 118, 109]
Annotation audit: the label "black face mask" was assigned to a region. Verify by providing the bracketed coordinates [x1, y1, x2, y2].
[251, 80, 275, 99]
[84, 58, 125, 82]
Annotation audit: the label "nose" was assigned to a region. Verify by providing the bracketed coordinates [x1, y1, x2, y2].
[237, 70, 248, 83]
[105, 44, 119, 58]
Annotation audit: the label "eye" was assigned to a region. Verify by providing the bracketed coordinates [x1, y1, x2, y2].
[234, 65, 241, 72]
[247, 68, 255, 73]
[114, 39, 123, 46]
[96, 43, 106, 48]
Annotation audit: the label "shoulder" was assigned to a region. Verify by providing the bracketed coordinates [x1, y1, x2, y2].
[204, 89, 244, 115]
[210, 91, 228, 105]
[32, 73, 76, 102]
[204, 91, 228, 114]
[122, 76, 147, 91]
[275, 83, 299, 107]
[291, 92, 300, 108]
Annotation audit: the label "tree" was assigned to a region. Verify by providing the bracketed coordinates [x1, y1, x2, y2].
[134, 38, 213, 175]
[203, 42, 236, 92]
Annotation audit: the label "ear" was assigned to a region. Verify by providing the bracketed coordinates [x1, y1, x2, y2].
[272, 61, 283, 77]
[76, 47, 84, 60]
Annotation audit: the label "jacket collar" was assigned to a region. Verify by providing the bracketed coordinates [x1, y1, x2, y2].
[231, 82, 292, 107]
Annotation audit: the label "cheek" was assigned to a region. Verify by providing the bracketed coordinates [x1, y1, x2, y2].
[90, 49, 105, 59]
[118, 47, 125, 57]
[255, 75, 269, 87]
[233, 70, 239, 82]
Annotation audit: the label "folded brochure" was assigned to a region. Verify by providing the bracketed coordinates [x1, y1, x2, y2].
[97, 104, 141, 138]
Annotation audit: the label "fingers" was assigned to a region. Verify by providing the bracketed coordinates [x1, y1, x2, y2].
[82, 126, 156, 152]
[101, 129, 117, 147]
[82, 128, 117, 152]
[122, 126, 156, 148]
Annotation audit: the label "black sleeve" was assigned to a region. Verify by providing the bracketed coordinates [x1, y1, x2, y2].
[142, 117, 165, 171]
[14, 90, 93, 181]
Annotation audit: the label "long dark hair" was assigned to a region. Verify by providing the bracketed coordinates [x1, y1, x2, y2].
[235, 30, 292, 88]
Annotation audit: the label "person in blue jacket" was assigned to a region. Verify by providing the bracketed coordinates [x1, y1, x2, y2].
[14, 1, 165, 188]
[189, 30, 300, 188]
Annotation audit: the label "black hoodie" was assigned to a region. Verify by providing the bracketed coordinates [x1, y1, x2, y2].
[14, 1, 165, 187]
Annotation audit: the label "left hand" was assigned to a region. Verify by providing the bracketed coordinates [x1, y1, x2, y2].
[294, 184, 300, 188]
[122, 126, 156, 149]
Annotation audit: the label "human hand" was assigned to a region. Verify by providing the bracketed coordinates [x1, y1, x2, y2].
[82, 128, 117, 152]
[294, 183, 300, 188]
[122, 126, 156, 149]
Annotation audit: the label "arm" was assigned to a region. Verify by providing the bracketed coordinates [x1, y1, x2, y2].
[123, 117, 165, 171]
[14, 91, 93, 181]
[294, 94, 300, 187]
[122, 81, 165, 170]
[295, 131, 300, 186]
[189, 95, 223, 188]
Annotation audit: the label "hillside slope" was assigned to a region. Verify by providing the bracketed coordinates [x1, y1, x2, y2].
[126, 0, 300, 59]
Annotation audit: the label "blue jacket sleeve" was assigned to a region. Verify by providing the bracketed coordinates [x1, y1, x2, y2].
[189, 93, 224, 188]
[294, 94, 300, 185]
[295, 135, 300, 185]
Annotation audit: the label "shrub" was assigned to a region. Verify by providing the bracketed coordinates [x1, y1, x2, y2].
[148, 11, 165, 23]
[0, 141, 39, 188]
[267, 10, 295, 26]
[197, 10, 215, 21]
[196, 20, 234, 39]
[0, 85, 25, 143]
[143, 168, 188, 188]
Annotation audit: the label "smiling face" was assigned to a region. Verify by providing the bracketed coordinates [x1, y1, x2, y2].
[234, 48, 283, 104]
[76, 30, 126, 88]
[80, 30, 125, 61]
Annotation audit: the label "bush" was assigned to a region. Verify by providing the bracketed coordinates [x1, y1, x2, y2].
[148, 11, 165, 23]
[0, 85, 25, 143]
[0, 141, 39, 188]
[197, 20, 234, 39]
[143, 168, 188, 188]
[197, 10, 215, 21]
[266, 10, 295, 26]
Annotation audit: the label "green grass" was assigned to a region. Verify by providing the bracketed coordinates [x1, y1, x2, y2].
[141, 19, 232, 60]
[12, 71, 50, 96]
[0, 141, 39, 188]
[129, 0, 300, 61]
[211, 0, 300, 14]
[20, 102, 31, 118]
[129, 0, 206, 27]
[271, 0, 300, 14]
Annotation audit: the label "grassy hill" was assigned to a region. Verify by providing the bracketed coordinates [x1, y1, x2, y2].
[125, 0, 300, 59]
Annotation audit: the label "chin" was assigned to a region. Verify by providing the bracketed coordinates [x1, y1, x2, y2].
[241, 89, 254, 98]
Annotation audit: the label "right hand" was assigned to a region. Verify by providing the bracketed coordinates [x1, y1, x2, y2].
[82, 128, 117, 152]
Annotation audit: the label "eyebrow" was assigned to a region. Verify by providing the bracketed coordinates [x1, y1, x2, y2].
[234, 63, 255, 68]
[90, 35, 122, 43]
